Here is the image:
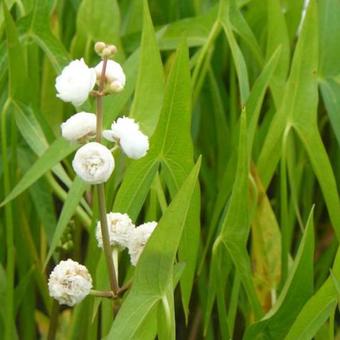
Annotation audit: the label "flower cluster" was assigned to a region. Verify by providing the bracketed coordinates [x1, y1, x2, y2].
[48, 42, 156, 307]
[48, 214, 157, 305]
[96, 212, 157, 266]
[56, 44, 149, 184]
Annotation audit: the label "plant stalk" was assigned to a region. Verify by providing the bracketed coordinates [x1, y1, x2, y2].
[97, 183, 119, 294]
[90, 289, 115, 298]
[47, 300, 59, 340]
[95, 57, 119, 295]
[1, 99, 15, 340]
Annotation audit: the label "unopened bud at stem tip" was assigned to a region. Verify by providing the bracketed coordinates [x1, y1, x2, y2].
[95, 41, 106, 54]
[108, 45, 117, 55]
[102, 47, 112, 58]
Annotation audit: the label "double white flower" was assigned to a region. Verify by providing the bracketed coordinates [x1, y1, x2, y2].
[96, 212, 135, 249]
[103, 117, 149, 159]
[95, 211, 157, 266]
[48, 259, 92, 306]
[72, 142, 115, 184]
[55, 59, 96, 107]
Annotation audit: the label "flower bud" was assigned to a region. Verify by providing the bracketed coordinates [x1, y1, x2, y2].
[61, 112, 96, 142]
[109, 81, 124, 93]
[96, 212, 135, 249]
[128, 222, 157, 266]
[48, 259, 92, 306]
[107, 44, 117, 55]
[94, 41, 106, 54]
[55, 59, 96, 107]
[102, 47, 113, 58]
[72, 142, 115, 184]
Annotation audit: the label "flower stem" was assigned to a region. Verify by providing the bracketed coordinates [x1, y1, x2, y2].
[96, 57, 108, 142]
[95, 56, 119, 295]
[90, 289, 115, 298]
[47, 300, 59, 340]
[97, 183, 119, 294]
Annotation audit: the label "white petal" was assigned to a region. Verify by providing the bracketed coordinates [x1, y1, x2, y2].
[61, 112, 96, 141]
[128, 221, 157, 266]
[110, 116, 140, 140]
[120, 130, 149, 159]
[102, 130, 116, 142]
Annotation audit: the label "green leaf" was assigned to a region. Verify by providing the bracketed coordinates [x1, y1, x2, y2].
[157, 7, 217, 50]
[113, 158, 160, 220]
[103, 51, 139, 128]
[76, 0, 120, 43]
[203, 242, 231, 337]
[219, 0, 250, 104]
[3, 1, 27, 101]
[292, 126, 340, 241]
[44, 176, 89, 266]
[18, 148, 57, 245]
[320, 79, 340, 147]
[130, 0, 164, 136]
[286, 284, 336, 340]
[106, 159, 201, 339]
[318, 0, 340, 147]
[157, 283, 176, 340]
[247, 46, 281, 150]
[257, 0, 340, 241]
[13, 101, 72, 187]
[318, 0, 340, 78]
[245, 208, 315, 339]
[257, 0, 317, 188]
[265, 0, 290, 107]
[290, 3, 340, 242]
[219, 110, 262, 318]
[0, 138, 77, 207]
[114, 42, 199, 317]
[21, 0, 69, 72]
[229, 0, 263, 66]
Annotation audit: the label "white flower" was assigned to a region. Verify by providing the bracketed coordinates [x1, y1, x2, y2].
[72, 142, 114, 184]
[48, 259, 92, 306]
[103, 117, 149, 159]
[120, 131, 149, 159]
[96, 212, 135, 249]
[61, 112, 97, 141]
[55, 59, 96, 106]
[95, 60, 126, 93]
[128, 222, 157, 266]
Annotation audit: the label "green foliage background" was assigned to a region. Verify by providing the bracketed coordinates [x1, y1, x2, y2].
[1, 0, 340, 339]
